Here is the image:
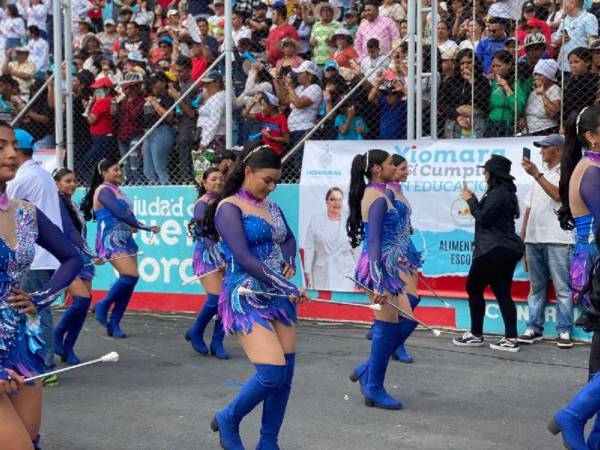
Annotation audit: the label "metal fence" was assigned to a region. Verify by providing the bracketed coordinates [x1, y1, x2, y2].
[9, 0, 599, 185]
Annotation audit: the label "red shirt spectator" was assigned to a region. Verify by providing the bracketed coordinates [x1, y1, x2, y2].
[331, 46, 359, 68]
[90, 97, 114, 136]
[266, 22, 299, 65]
[255, 111, 289, 155]
[192, 56, 208, 81]
[116, 96, 145, 142]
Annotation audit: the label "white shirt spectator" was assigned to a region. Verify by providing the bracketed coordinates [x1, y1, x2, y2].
[0, 14, 26, 40]
[552, 9, 599, 71]
[197, 90, 226, 146]
[7, 159, 62, 269]
[361, 54, 390, 85]
[524, 163, 573, 244]
[438, 39, 458, 55]
[71, 0, 91, 26]
[27, 36, 49, 72]
[488, 0, 516, 19]
[288, 83, 322, 132]
[525, 84, 561, 133]
[232, 25, 252, 47]
[22, 0, 50, 33]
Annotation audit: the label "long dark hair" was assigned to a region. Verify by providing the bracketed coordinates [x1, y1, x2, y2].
[492, 50, 515, 85]
[202, 146, 281, 241]
[53, 167, 83, 233]
[188, 167, 222, 238]
[391, 154, 406, 166]
[487, 172, 520, 219]
[346, 149, 390, 248]
[559, 106, 600, 230]
[80, 157, 119, 222]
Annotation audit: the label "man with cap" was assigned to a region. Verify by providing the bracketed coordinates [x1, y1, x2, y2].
[310, 1, 343, 66]
[3, 47, 36, 95]
[243, 91, 290, 155]
[247, 2, 271, 54]
[518, 134, 574, 348]
[518, 32, 549, 90]
[97, 19, 120, 54]
[266, 2, 299, 66]
[212, 149, 237, 178]
[7, 129, 63, 386]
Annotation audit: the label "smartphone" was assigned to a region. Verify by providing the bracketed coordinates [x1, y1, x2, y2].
[523, 147, 531, 160]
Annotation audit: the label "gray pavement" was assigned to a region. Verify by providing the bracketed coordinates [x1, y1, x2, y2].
[42, 312, 591, 450]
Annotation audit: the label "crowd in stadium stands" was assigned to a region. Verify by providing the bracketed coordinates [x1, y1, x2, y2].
[2, 0, 600, 183]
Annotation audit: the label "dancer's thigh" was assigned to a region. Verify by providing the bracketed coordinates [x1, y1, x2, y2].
[272, 321, 296, 354]
[237, 324, 286, 365]
[400, 270, 417, 298]
[0, 393, 32, 450]
[111, 256, 139, 277]
[201, 272, 224, 295]
[68, 277, 92, 298]
[7, 381, 42, 442]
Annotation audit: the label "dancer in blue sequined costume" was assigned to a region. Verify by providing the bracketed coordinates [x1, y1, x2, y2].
[0, 123, 83, 449]
[549, 106, 600, 449]
[81, 158, 160, 339]
[203, 146, 309, 450]
[387, 154, 423, 364]
[53, 168, 100, 365]
[185, 168, 229, 359]
[347, 149, 415, 411]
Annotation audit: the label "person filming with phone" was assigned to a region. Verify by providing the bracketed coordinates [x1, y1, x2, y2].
[518, 135, 574, 348]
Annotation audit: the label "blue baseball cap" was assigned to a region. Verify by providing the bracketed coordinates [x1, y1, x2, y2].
[159, 36, 174, 46]
[323, 60, 339, 72]
[15, 128, 34, 152]
[533, 134, 565, 148]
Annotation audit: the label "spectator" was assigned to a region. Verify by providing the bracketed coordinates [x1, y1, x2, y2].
[196, 18, 219, 58]
[189, 39, 209, 81]
[143, 72, 175, 184]
[457, 18, 483, 51]
[0, 75, 18, 123]
[26, 25, 49, 73]
[118, 6, 135, 25]
[440, 47, 458, 82]
[368, 70, 407, 139]
[290, 1, 315, 59]
[207, 1, 225, 43]
[437, 20, 458, 56]
[81, 77, 118, 181]
[552, 0, 598, 71]
[4, 47, 36, 95]
[475, 16, 508, 73]
[562, 47, 598, 122]
[122, 20, 149, 56]
[335, 98, 368, 140]
[354, 0, 400, 59]
[518, 32, 549, 92]
[0, 4, 26, 50]
[310, 2, 343, 66]
[247, 2, 271, 55]
[116, 72, 146, 184]
[23, 0, 50, 40]
[379, 0, 405, 22]
[518, 134, 574, 348]
[266, 3, 299, 66]
[488, 0, 517, 19]
[232, 10, 252, 47]
[153, 4, 167, 30]
[275, 38, 304, 77]
[212, 149, 236, 178]
[73, 18, 94, 53]
[97, 19, 119, 54]
[18, 77, 53, 150]
[236, 63, 274, 141]
[170, 55, 198, 183]
[243, 91, 290, 155]
[360, 38, 389, 87]
[317, 71, 346, 139]
[329, 28, 358, 68]
[196, 70, 226, 152]
[69, 70, 94, 181]
[343, 8, 360, 37]
[523, 59, 561, 135]
[591, 37, 600, 73]
[487, 50, 527, 137]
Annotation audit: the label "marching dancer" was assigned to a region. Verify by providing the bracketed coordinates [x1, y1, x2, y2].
[203, 146, 308, 449]
[185, 168, 229, 359]
[387, 154, 423, 363]
[81, 158, 160, 338]
[347, 149, 413, 410]
[0, 122, 83, 449]
[549, 106, 600, 449]
[53, 168, 98, 365]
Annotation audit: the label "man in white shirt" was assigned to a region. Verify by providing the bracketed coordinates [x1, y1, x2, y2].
[360, 38, 389, 87]
[26, 25, 49, 73]
[232, 10, 252, 47]
[7, 129, 63, 382]
[517, 134, 574, 348]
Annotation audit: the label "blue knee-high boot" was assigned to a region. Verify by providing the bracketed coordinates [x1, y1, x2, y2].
[211, 364, 287, 450]
[349, 359, 369, 394]
[54, 301, 79, 359]
[548, 373, 600, 450]
[587, 415, 600, 450]
[106, 275, 138, 338]
[62, 297, 91, 365]
[95, 275, 137, 327]
[210, 318, 230, 360]
[392, 294, 421, 363]
[185, 294, 220, 355]
[256, 354, 295, 450]
[363, 320, 403, 410]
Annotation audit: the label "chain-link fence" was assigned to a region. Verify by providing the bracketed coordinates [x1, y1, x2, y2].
[8, 0, 600, 186]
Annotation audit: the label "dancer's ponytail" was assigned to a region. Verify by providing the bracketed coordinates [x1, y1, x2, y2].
[346, 149, 390, 248]
[558, 107, 600, 230]
[202, 146, 281, 241]
[80, 158, 119, 222]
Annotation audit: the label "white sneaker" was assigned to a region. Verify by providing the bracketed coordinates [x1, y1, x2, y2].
[557, 332, 574, 349]
[490, 337, 520, 352]
[452, 331, 485, 347]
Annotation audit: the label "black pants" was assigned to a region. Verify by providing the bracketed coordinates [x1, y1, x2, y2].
[466, 246, 522, 338]
[590, 332, 600, 377]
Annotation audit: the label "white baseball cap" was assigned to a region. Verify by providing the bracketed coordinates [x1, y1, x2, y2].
[292, 60, 321, 78]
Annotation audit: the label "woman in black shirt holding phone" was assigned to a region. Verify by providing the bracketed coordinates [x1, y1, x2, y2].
[453, 155, 525, 352]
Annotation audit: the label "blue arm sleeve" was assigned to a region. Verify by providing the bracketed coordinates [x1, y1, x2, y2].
[367, 198, 387, 293]
[278, 206, 297, 269]
[98, 188, 150, 231]
[31, 208, 84, 309]
[193, 200, 208, 222]
[216, 203, 299, 295]
[580, 165, 600, 223]
[59, 198, 86, 250]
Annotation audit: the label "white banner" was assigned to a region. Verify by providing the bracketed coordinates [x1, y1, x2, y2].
[299, 138, 538, 292]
